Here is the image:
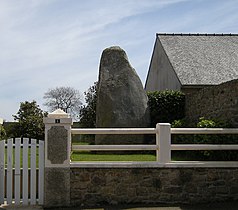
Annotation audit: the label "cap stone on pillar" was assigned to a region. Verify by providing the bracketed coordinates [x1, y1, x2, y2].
[43, 109, 72, 125]
[48, 109, 69, 118]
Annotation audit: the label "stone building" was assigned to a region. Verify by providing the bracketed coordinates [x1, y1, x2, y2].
[145, 33, 238, 94]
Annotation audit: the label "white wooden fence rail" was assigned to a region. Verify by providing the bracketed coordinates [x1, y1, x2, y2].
[71, 126, 238, 163]
[0, 138, 44, 206]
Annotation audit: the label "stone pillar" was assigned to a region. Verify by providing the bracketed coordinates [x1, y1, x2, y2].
[43, 109, 72, 208]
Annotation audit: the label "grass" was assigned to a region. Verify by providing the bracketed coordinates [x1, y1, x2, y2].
[5, 141, 157, 165]
[70, 142, 191, 162]
[4, 147, 39, 168]
[71, 141, 157, 161]
[6, 142, 231, 164]
[70, 151, 198, 162]
[71, 151, 156, 161]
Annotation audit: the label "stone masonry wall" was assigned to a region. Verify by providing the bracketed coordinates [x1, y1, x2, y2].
[70, 167, 238, 207]
[186, 79, 238, 126]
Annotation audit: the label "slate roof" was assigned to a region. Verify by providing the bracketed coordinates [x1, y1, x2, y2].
[157, 33, 238, 85]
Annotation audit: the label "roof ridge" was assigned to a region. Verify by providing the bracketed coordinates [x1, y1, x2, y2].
[157, 33, 238, 36]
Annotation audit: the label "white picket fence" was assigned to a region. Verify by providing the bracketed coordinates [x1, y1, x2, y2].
[0, 138, 44, 206]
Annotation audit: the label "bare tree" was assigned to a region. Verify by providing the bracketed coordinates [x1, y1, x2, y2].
[43, 87, 83, 119]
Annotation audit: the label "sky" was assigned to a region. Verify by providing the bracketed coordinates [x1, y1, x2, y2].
[1, 0, 238, 121]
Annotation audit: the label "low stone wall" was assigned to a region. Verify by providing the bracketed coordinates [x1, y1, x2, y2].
[70, 167, 238, 207]
[185, 79, 238, 126]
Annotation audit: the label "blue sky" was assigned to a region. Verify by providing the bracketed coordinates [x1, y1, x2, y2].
[1, 0, 238, 121]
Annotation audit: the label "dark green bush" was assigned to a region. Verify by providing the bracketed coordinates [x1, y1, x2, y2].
[147, 90, 185, 127]
[194, 117, 237, 160]
[172, 117, 238, 161]
[0, 125, 6, 140]
[171, 119, 188, 128]
[78, 82, 97, 144]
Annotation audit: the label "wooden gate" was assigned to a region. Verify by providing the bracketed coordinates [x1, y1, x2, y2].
[0, 138, 44, 206]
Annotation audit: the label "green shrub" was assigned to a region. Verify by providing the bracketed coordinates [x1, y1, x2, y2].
[78, 82, 98, 144]
[147, 90, 185, 127]
[0, 125, 6, 140]
[171, 119, 188, 128]
[195, 117, 233, 144]
[171, 119, 191, 145]
[195, 117, 237, 160]
[197, 117, 231, 128]
[172, 117, 238, 161]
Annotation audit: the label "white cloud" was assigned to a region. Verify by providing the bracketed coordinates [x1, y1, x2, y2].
[0, 0, 189, 79]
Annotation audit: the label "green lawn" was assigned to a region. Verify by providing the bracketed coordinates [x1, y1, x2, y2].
[70, 151, 195, 162]
[70, 142, 187, 162]
[4, 148, 39, 168]
[71, 141, 158, 161]
[5, 143, 231, 164]
[71, 151, 156, 161]
[5, 145, 156, 165]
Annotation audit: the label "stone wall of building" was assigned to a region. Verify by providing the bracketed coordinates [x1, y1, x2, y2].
[70, 167, 238, 207]
[185, 79, 238, 126]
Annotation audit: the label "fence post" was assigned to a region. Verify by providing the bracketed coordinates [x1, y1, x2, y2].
[156, 123, 171, 163]
[43, 109, 72, 208]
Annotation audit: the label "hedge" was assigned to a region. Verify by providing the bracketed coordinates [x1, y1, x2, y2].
[172, 117, 238, 161]
[147, 90, 185, 127]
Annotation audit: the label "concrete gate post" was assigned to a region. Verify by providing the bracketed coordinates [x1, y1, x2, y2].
[43, 109, 72, 207]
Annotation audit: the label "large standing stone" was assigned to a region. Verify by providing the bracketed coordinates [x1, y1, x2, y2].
[96, 46, 150, 145]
